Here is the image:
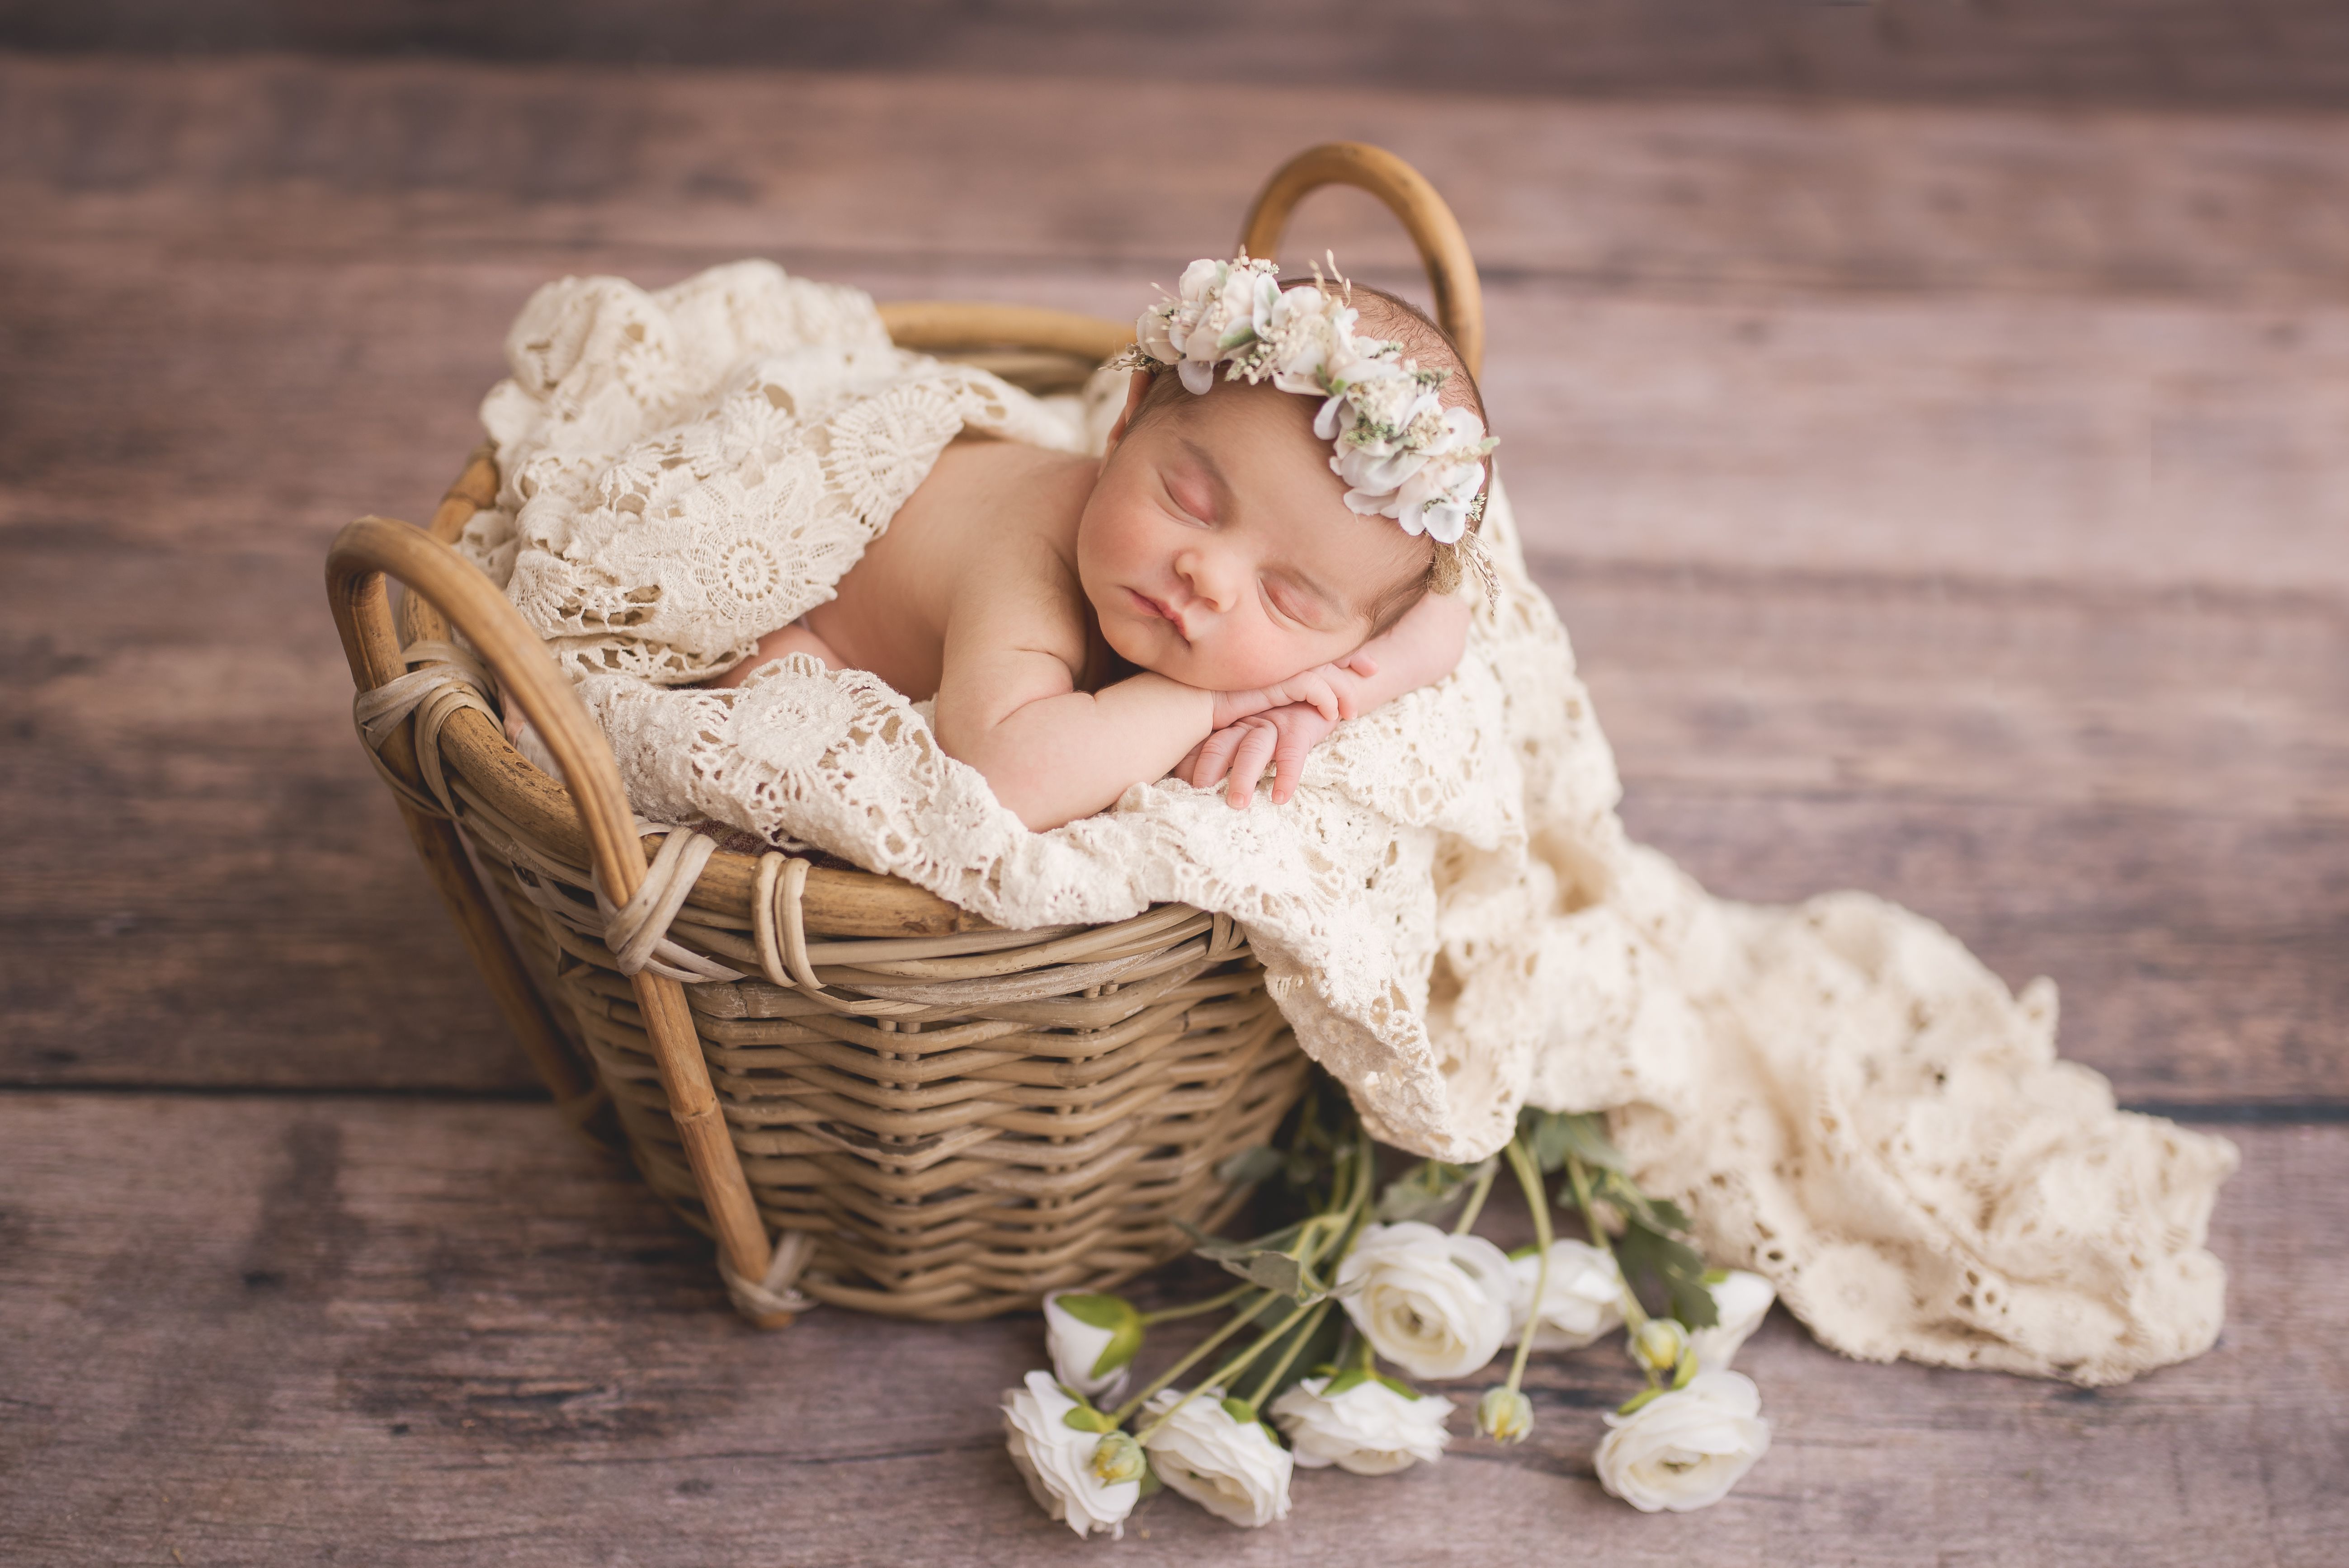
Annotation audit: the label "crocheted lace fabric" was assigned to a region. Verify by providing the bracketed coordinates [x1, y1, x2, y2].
[462, 261, 2235, 1386]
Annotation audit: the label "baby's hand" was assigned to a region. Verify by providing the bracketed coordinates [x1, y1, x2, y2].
[1177, 702, 1340, 810]
[1209, 651, 1378, 731]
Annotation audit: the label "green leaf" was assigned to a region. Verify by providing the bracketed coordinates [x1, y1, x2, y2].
[1594, 1168, 1679, 1239]
[1216, 1145, 1285, 1188]
[1317, 1366, 1372, 1398]
[1646, 1196, 1693, 1234]
[1556, 1114, 1630, 1173]
[1614, 1221, 1721, 1331]
[1180, 1215, 1310, 1259]
[1236, 1250, 1308, 1298]
[1519, 1109, 1627, 1174]
[1060, 1403, 1119, 1434]
[1185, 1225, 1321, 1300]
[1375, 1159, 1478, 1223]
[1373, 1372, 1423, 1401]
[1051, 1292, 1133, 1331]
[1219, 1396, 1259, 1426]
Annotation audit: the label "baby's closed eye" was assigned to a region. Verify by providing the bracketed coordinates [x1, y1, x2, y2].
[1262, 575, 1335, 631]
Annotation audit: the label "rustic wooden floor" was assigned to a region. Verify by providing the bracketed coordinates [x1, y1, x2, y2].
[2, 42, 2344, 1567]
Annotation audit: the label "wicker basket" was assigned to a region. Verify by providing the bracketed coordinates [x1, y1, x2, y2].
[327, 142, 1486, 1324]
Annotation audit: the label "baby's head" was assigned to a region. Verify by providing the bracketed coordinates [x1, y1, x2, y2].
[1078, 280, 1490, 693]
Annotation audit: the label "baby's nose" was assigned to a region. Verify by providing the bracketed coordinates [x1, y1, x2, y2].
[1176, 548, 1241, 613]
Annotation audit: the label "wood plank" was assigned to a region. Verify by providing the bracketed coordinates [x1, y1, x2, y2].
[7, 54, 2349, 303]
[5, 2, 2348, 110]
[6, 537, 2339, 1101]
[1533, 560, 2349, 1108]
[3, 281, 2339, 1098]
[0, 1093, 2338, 1564]
[5, 535, 2340, 1103]
[2, 58, 2340, 1100]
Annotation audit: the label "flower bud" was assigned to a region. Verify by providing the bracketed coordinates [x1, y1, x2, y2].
[1090, 1430, 1148, 1486]
[1630, 1317, 1690, 1377]
[1044, 1291, 1144, 1401]
[1475, 1386, 1533, 1444]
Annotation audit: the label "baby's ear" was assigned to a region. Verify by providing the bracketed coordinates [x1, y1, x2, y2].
[1103, 370, 1152, 452]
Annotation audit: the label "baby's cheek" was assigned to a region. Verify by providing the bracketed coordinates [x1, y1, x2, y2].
[1212, 625, 1317, 692]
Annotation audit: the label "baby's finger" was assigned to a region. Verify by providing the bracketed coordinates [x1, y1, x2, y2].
[1172, 740, 1209, 786]
[1269, 724, 1318, 805]
[1341, 652, 1379, 678]
[1225, 721, 1279, 810]
[1191, 725, 1246, 789]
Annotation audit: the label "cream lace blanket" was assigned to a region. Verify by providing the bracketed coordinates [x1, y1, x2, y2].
[460, 262, 2235, 1385]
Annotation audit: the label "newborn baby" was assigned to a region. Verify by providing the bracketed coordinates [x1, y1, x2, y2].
[709, 265, 1497, 832]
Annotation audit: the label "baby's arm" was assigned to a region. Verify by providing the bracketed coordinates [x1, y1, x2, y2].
[932, 546, 1217, 832]
[1182, 590, 1471, 808]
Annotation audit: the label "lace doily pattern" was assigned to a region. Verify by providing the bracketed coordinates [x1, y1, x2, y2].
[474, 262, 2235, 1387]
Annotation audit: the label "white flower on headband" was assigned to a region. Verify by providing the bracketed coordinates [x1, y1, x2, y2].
[1118, 255, 1497, 546]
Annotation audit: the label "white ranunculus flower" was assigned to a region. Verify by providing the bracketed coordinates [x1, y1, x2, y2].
[1137, 305, 1177, 365]
[1336, 1222, 1514, 1381]
[1594, 1370, 1772, 1513]
[1689, 1271, 1777, 1371]
[1413, 500, 1468, 544]
[1177, 256, 1224, 304]
[1335, 442, 1426, 498]
[1042, 1290, 1140, 1401]
[1141, 1389, 1294, 1528]
[1238, 267, 1282, 340]
[1505, 1239, 1626, 1351]
[1270, 1374, 1453, 1475]
[1000, 1371, 1141, 1539]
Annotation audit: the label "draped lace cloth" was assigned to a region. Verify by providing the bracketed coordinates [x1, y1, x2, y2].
[461, 261, 2235, 1385]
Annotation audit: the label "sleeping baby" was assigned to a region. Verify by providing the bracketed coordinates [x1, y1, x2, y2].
[704, 258, 1498, 831]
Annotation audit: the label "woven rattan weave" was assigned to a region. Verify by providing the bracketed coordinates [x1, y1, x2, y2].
[327, 142, 1485, 1323]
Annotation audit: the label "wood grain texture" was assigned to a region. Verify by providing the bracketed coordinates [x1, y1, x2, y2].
[5, 0, 2348, 110]
[0, 1094, 2338, 1566]
[1, 53, 2340, 1104]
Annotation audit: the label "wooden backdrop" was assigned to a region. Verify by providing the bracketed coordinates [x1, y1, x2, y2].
[1, 9, 2342, 1563]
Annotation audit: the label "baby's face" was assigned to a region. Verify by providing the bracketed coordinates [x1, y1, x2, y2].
[1078, 377, 1424, 692]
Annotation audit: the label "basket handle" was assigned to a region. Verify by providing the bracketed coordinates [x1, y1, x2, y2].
[325, 516, 785, 1320]
[1239, 141, 1485, 379]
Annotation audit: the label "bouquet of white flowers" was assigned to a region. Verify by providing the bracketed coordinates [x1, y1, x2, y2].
[998, 1087, 1777, 1537]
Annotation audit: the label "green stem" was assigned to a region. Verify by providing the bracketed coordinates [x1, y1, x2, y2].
[1134, 1296, 1319, 1441]
[1566, 1154, 1651, 1338]
[1244, 1299, 1331, 1406]
[1139, 1282, 1255, 1325]
[1108, 1290, 1273, 1426]
[1125, 1127, 1380, 1437]
[1499, 1138, 1554, 1395]
[1450, 1157, 1499, 1236]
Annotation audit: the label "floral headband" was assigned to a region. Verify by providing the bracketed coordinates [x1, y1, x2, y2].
[1111, 254, 1500, 602]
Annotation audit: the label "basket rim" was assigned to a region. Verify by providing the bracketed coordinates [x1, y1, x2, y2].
[396, 303, 1131, 940]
